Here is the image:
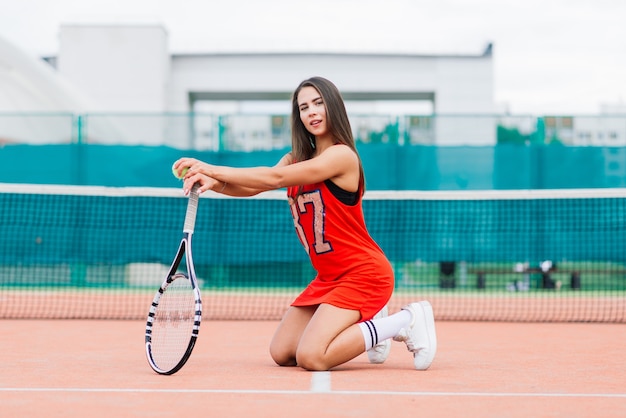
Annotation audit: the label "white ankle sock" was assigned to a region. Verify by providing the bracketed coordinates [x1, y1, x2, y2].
[359, 309, 412, 350]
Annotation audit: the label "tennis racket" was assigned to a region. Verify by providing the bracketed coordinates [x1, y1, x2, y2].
[145, 183, 202, 375]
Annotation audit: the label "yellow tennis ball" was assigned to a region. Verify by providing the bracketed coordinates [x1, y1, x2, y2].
[172, 165, 188, 180]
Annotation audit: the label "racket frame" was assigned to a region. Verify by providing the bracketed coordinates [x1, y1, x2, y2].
[145, 184, 202, 375]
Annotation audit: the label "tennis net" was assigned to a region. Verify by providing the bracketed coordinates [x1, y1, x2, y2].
[1, 184, 625, 322]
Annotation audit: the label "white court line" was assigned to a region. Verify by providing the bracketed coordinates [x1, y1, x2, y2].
[1, 388, 625, 398]
[310, 371, 331, 392]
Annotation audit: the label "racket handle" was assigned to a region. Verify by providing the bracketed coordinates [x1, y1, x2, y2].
[184, 183, 200, 233]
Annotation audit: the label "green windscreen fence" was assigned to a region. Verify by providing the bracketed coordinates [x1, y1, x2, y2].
[2, 143, 626, 190]
[1, 184, 625, 322]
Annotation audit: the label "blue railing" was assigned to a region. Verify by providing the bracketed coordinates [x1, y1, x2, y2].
[2, 113, 625, 149]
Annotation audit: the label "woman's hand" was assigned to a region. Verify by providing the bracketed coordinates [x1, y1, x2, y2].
[173, 158, 224, 195]
[182, 172, 224, 195]
[173, 157, 210, 177]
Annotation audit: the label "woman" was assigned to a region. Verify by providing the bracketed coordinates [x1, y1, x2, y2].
[173, 76, 436, 371]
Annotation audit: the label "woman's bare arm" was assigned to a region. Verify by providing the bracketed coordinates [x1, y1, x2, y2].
[174, 152, 294, 196]
[177, 145, 358, 195]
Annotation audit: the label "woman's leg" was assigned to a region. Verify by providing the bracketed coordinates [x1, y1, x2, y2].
[271, 302, 438, 371]
[295, 303, 363, 371]
[269, 305, 317, 366]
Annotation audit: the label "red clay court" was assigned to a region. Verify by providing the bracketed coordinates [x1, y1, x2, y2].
[2, 319, 625, 418]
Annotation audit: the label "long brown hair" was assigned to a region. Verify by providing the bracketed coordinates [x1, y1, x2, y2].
[290, 76, 365, 195]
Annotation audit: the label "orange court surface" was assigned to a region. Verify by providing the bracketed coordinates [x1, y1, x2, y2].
[1, 319, 625, 418]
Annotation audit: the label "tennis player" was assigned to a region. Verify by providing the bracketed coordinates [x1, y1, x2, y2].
[174, 76, 437, 371]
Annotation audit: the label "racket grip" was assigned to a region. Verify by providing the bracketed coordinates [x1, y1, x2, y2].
[184, 183, 200, 233]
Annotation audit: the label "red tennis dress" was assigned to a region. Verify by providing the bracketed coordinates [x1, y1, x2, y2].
[288, 180, 394, 322]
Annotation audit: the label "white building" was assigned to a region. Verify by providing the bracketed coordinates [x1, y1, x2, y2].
[56, 23, 496, 148]
[2, 23, 501, 147]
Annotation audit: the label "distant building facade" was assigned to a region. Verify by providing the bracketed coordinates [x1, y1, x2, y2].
[52, 23, 496, 147]
[3, 24, 624, 149]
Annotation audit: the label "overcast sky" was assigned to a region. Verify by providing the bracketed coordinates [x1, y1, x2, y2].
[1, 0, 625, 115]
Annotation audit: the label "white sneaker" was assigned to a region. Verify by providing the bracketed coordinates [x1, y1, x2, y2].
[393, 301, 437, 370]
[367, 305, 391, 364]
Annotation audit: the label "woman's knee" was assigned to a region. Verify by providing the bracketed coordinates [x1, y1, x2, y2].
[295, 346, 328, 371]
[269, 341, 297, 367]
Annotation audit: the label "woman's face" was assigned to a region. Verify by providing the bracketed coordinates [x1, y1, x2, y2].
[297, 86, 328, 138]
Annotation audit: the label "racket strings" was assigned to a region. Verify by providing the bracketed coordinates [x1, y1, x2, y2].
[150, 273, 196, 371]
